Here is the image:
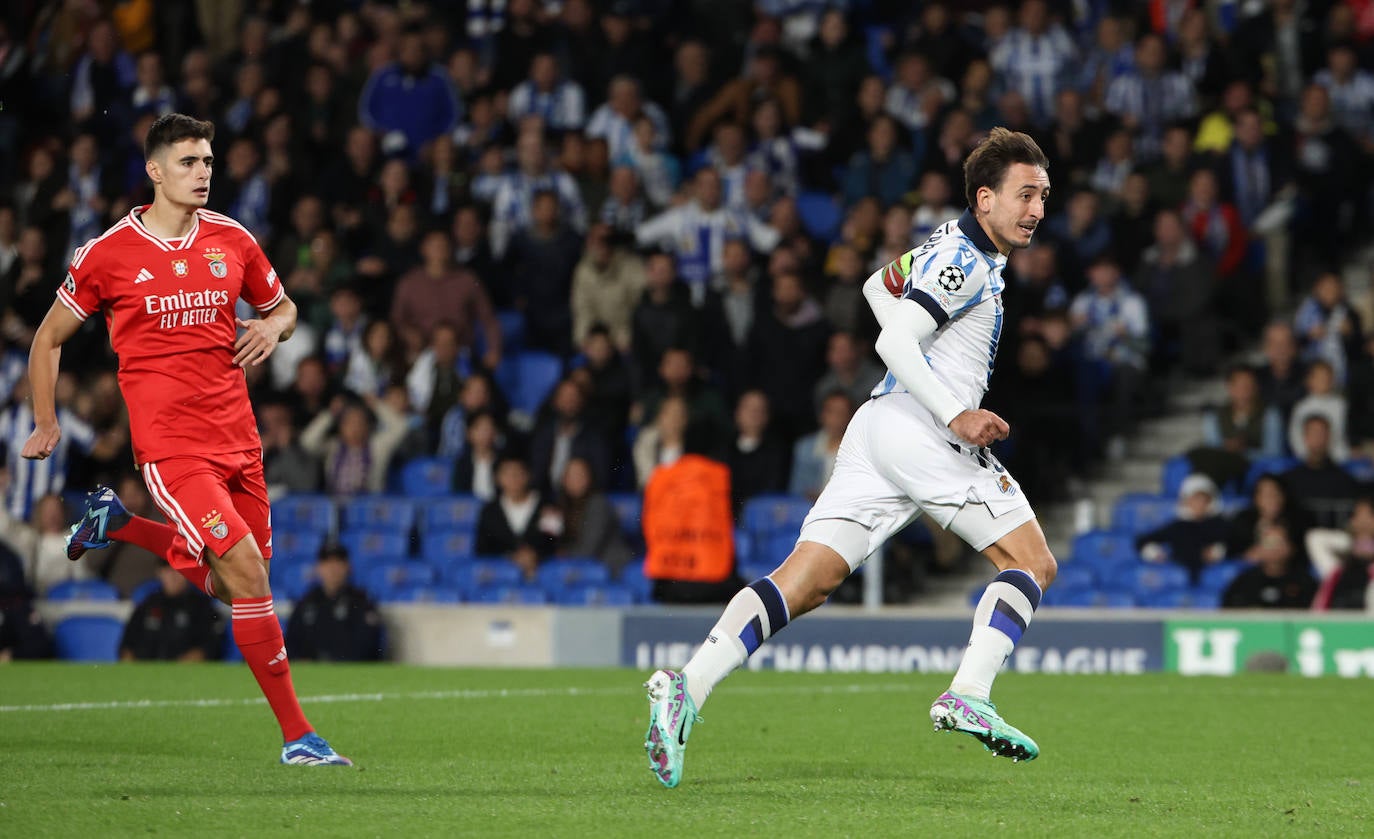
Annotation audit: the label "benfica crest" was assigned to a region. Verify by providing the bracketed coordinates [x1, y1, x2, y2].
[171, 259, 188, 278]
[203, 250, 228, 278]
[200, 510, 229, 540]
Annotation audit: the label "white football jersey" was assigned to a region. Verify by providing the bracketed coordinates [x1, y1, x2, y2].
[871, 212, 1008, 429]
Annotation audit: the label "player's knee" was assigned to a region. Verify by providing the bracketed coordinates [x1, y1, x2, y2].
[1030, 550, 1057, 590]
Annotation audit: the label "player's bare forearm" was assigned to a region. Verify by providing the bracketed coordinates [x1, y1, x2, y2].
[263, 297, 297, 342]
[234, 298, 297, 367]
[22, 303, 83, 459]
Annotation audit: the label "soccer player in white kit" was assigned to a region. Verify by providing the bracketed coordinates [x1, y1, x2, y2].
[644, 128, 1058, 787]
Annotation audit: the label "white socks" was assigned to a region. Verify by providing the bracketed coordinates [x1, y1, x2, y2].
[949, 568, 1042, 699]
[681, 578, 790, 709]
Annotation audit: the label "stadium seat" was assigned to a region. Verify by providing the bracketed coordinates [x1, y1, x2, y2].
[497, 309, 525, 352]
[338, 529, 410, 571]
[1198, 560, 1249, 594]
[607, 493, 642, 540]
[54, 615, 123, 662]
[399, 456, 456, 498]
[554, 584, 637, 606]
[1243, 456, 1299, 491]
[271, 528, 325, 565]
[420, 529, 477, 564]
[1111, 493, 1177, 537]
[470, 585, 548, 605]
[46, 579, 121, 601]
[734, 528, 753, 567]
[1161, 454, 1192, 497]
[743, 495, 812, 539]
[379, 584, 463, 604]
[1131, 563, 1191, 594]
[797, 191, 842, 242]
[450, 559, 524, 591]
[341, 496, 416, 533]
[1054, 587, 1138, 608]
[1053, 563, 1097, 591]
[1070, 530, 1139, 568]
[1343, 458, 1374, 482]
[273, 495, 336, 535]
[366, 562, 438, 593]
[617, 561, 652, 602]
[495, 351, 563, 416]
[1140, 588, 1220, 609]
[536, 558, 611, 591]
[419, 496, 483, 534]
[274, 563, 319, 601]
[129, 578, 161, 604]
[736, 562, 776, 583]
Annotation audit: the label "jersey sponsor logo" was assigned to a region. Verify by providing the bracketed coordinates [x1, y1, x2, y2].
[135, 268, 154, 284]
[171, 259, 188, 278]
[936, 264, 965, 292]
[144, 287, 231, 329]
[200, 510, 230, 540]
[63, 272, 77, 294]
[266, 267, 277, 287]
[203, 250, 228, 278]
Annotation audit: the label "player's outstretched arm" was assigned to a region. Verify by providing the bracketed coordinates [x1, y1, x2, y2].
[21, 302, 84, 460]
[234, 296, 298, 368]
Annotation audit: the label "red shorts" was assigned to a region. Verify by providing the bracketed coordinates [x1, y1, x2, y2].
[141, 449, 273, 569]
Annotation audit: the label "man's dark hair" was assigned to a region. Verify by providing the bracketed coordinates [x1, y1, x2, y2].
[144, 113, 215, 160]
[962, 126, 1049, 210]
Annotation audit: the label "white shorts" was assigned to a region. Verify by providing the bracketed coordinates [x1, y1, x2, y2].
[798, 395, 1036, 570]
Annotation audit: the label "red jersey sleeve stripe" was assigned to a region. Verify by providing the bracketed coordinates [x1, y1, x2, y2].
[254, 282, 286, 313]
[56, 288, 90, 321]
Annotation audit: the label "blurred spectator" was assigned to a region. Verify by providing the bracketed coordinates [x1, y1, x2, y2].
[0, 492, 86, 595]
[637, 167, 779, 304]
[1, 374, 97, 521]
[452, 204, 504, 308]
[629, 250, 702, 386]
[1221, 523, 1316, 609]
[490, 131, 587, 259]
[358, 26, 461, 161]
[1137, 474, 1229, 585]
[1044, 189, 1112, 278]
[322, 286, 368, 379]
[749, 271, 831, 444]
[884, 52, 956, 139]
[0, 533, 49, 660]
[301, 396, 409, 496]
[1289, 83, 1359, 270]
[1090, 127, 1137, 200]
[1134, 208, 1219, 375]
[988, 333, 1076, 503]
[571, 224, 645, 351]
[789, 391, 854, 501]
[437, 371, 508, 460]
[842, 115, 917, 209]
[813, 331, 883, 414]
[406, 323, 469, 439]
[1282, 415, 1362, 525]
[119, 566, 223, 662]
[4, 226, 56, 344]
[633, 395, 690, 490]
[259, 401, 322, 500]
[822, 242, 871, 340]
[1307, 497, 1374, 611]
[910, 171, 961, 243]
[1225, 473, 1312, 567]
[1288, 360, 1349, 462]
[725, 389, 788, 517]
[130, 51, 176, 118]
[1200, 364, 1285, 464]
[475, 455, 556, 581]
[1312, 43, 1374, 147]
[63, 133, 116, 259]
[1104, 33, 1197, 160]
[1294, 272, 1363, 385]
[1180, 168, 1248, 300]
[453, 410, 503, 501]
[1078, 15, 1134, 110]
[508, 51, 586, 133]
[635, 347, 730, 458]
[749, 97, 824, 200]
[1215, 107, 1289, 233]
[587, 75, 671, 160]
[570, 326, 633, 446]
[1254, 321, 1308, 425]
[344, 320, 407, 400]
[69, 19, 136, 144]
[668, 40, 716, 154]
[598, 165, 648, 237]
[506, 190, 584, 355]
[1175, 9, 1230, 105]
[616, 115, 680, 209]
[1068, 255, 1151, 458]
[285, 544, 384, 662]
[528, 378, 612, 495]
[539, 456, 631, 573]
[687, 47, 800, 152]
[989, 0, 1076, 125]
[392, 230, 501, 367]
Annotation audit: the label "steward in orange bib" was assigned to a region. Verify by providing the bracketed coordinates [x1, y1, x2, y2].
[642, 455, 738, 601]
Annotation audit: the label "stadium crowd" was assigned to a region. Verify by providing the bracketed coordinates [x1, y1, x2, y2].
[4, 0, 1374, 652]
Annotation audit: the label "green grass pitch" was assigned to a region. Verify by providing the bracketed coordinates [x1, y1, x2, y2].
[0, 664, 1368, 837]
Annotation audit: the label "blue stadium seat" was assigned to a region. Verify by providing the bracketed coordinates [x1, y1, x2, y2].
[274, 563, 319, 601]
[734, 528, 753, 567]
[366, 562, 438, 593]
[419, 496, 482, 534]
[1111, 493, 1178, 537]
[736, 562, 776, 583]
[497, 309, 525, 353]
[46, 579, 120, 601]
[379, 584, 463, 604]
[1161, 455, 1192, 497]
[607, 493, 642, 539]
[338, 529, 411, 568]
[450, 559, 523, 591]
[1140, 588, 1221, 609]
[555, 584, 637, 606]
[495, 351, 564, 416]
[341, 496, 416, 533]
[129, 578, 162, 604]
[536, 558, 611, 591]
[470, 585, 548, 605]
[420, 529, 476, 564]
[1343, 458, 1374, 482]
[399, 457, 456, 498]
[1244, 456, 1299, 491]
[743, 495, 812, 538]
[797, 191, 842, 242]
[1070, 530, 1139, 568]
[1131, 563, 1191, 594]
[54, 616, 123, 661]
[617, 561, 652, 601]
[1053, 564, 1097, 591]
[271, 528, 325, 565]
[273, 495, 336, 535]
[1198, 560, 1249, 593]
[1054, 587, 1138, 608]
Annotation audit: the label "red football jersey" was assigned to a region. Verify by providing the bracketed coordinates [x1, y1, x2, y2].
[57, 206, 286, 466]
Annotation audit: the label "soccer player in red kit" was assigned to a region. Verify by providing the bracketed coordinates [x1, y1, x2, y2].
[20, 114, 351, 766]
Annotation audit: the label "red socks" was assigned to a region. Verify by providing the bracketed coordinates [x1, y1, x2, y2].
[232, 597, 312, 743]
[110, 515, 214, 597]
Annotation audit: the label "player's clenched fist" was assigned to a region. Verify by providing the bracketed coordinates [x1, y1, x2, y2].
[20, 421, 61, 460]
[947, 409, 1010, 449]
[233, 317, 283, 367]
